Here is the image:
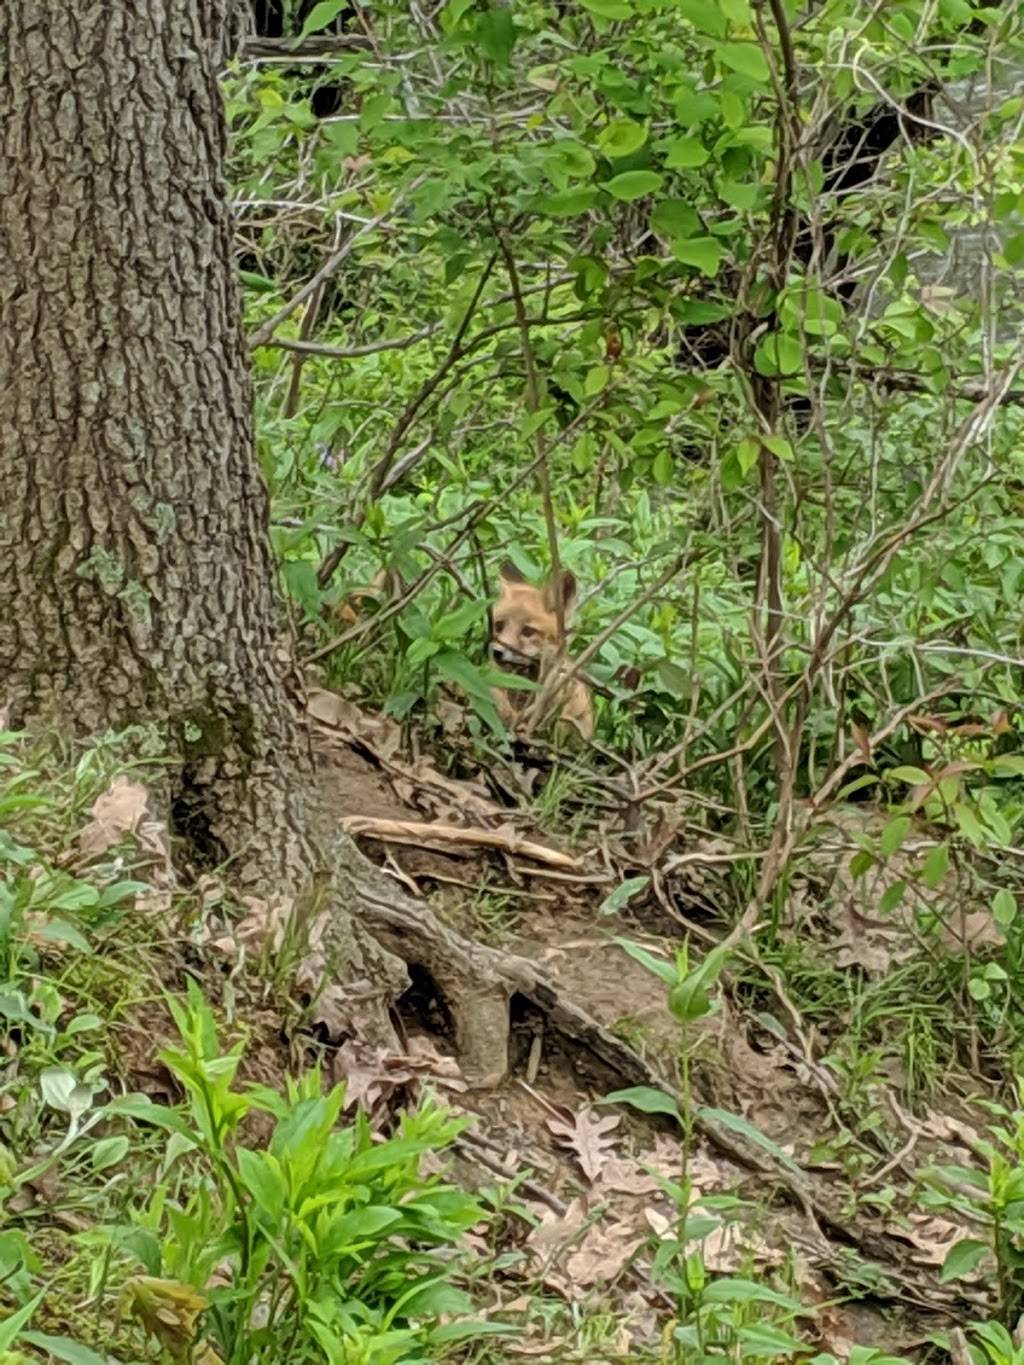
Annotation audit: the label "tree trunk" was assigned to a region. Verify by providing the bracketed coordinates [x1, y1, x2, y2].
[0, 0, 409, 1023]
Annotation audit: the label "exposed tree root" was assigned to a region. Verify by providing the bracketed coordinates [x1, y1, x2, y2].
[341, 848, 982, 1318]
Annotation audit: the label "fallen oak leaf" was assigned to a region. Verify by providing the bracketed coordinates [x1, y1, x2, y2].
[546, 1106, 621, 1183]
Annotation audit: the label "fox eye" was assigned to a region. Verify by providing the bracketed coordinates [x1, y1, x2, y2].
[521, 625, 538, 639]
[492, 617, 507, 631]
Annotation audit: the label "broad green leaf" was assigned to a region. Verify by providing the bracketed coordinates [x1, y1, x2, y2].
[716, 42, 771, 81]
[993, 888, 1017, 928]
[477, 7, 516, 65]
[0, 1291, 42, 1349]
[606, 171, 664, 201]
[598, 875, 650, 915]
[664, 136, 708, 168]
[672, 236, 724, 276]
[940, 1237, 990, 1282]
[921, 842, 949, 888]
[880, 815, 911, 858]
[91, 1136, 130, 1171]
[718, 178, 759, 210]
[240, 270, 277, 293]
[760, 434, 792, 460]
[652, 199, 699, 239]
[605, 1085, 681, 1120]
[652, 448, 673, 483]
[534, 188, 598, 217]
[754, 332, 802, 376]
[888, 765, 931, 785]
[671, 0, 727, 37]
[614, 936, 677, 985]
[298, 0, 348, 41]
[702, 1277, 802, 1309]
[990, 754, 1024, 777]
[580, 0, 634, 15]
[22, 1334, 109, 1365]
[598, 119, 647, 159]
[698, 1107, 806, 1178]
[879, 880, 905, 914]
[584, 365, 610, 396]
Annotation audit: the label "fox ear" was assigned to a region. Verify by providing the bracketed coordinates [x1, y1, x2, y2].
[499, 560, 526, 584]
[544, 569, 578, 621]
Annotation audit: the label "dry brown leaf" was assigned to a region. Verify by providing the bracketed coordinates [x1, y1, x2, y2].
[547, 1106, 621, 1183]
[887, 1213, 964, 1266]
[525, 1197, 587, 1262]
[695, 1221, 780, 1272]
[332, 1039, 395, 1112]
[78, 776, 150, 856]
[595, 1157, 661, 1197]
[564, 1219, 642, 1287]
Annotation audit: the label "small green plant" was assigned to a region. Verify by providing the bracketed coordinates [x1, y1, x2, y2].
[605, 938, 814, 1361]
[100, 979, 512, 1363]
[919, 1092, 1024, 1323]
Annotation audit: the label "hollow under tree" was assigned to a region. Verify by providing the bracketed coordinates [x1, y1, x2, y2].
[0, 0, 537, 1082]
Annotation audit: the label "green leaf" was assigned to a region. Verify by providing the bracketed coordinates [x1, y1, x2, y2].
[240, 269, 278, 293]
[580, 0, 634, 16]
[406, 637, 440, 668]
[672, 237, 724, 276]
[584, 365, 610, 396]
[921, 842, 949, 889]
[888, 765, 931, 785]
[605, 171, 664, 201]
[716, 42, 771, 81]
[430, 1321, 520, 1344]
[598, 119, 647, 159]
[0, 1291, 42, 1349]
[605, 1085, 681, 1120]
[651, 199, 699, 239]
[760, 434, 792, 460]
[879, 880, 905, 914]
[534, 188, 598, 217]
[718, 179, 759, 210]
[940, 1237, 990, 1282]
[657, 660, 691, 695]
[703, 1278, 802, 1310]
[652, 448, 673, 484]
[477, 7, 516, 65]
[753, 332, 802, 376]
[598, 876, 650, 915]
[880, 814, 911, 858]
[993, 888, 1017, 928]
[614, 936, 677, 985]
[698, 1107, 807, 1178]
[737, 1322, 808, 1354]
[91, 1136, 130, 1171]
[297, 0, 350, 40]
[21, 1334, 110, 1365]
[102, 1094, 194, 1139]
[664, 136, 708, 169]
[1004, 231, 1024, 267]
[990, 754, 1024, 777]
[672, 0, 727, 37]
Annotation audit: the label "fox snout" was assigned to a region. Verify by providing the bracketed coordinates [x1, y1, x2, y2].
[491, 641, 537, 673]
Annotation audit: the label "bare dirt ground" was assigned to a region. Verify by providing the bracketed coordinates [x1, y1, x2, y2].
[291, 691, 1001, 1358]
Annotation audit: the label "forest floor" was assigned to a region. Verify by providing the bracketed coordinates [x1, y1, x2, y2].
[303, 689, 1003, 1360]
[4, 695, 1011, 1362]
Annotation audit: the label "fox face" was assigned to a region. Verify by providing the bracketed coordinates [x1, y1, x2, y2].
[490, 563, 576, 678]
[489, 563, 594, 741]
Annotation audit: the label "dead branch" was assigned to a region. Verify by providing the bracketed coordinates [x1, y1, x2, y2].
[342, 815, 579, 869]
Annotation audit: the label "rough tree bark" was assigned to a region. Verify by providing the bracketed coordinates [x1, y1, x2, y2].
[0, 0, 563, 1084]
[0, 0, 409, 1031]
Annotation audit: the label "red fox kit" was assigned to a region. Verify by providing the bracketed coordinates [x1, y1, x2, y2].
[490, 563, 594, 741]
